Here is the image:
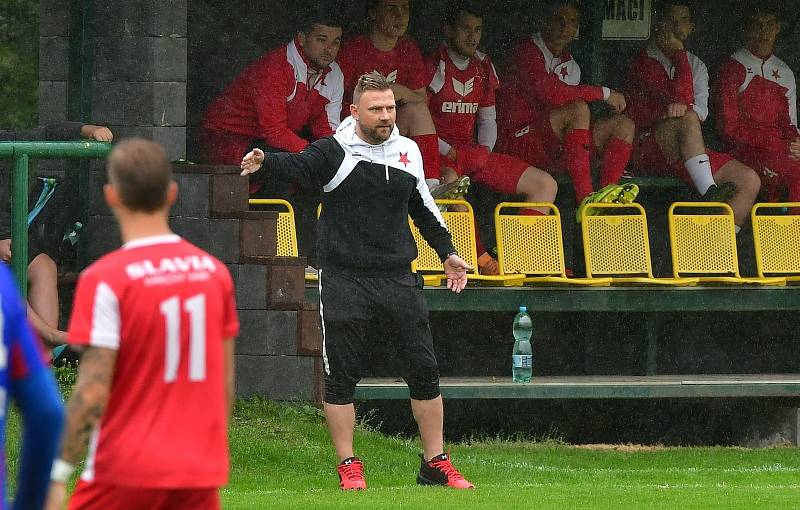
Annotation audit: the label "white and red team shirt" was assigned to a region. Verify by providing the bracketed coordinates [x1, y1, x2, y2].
[626, 46, 710, 132]
[68, 235, 239, 489]
[498, 32, 607, 131]
[337, 35, 429, 117]
[427, 45, 500, 148]
[202, 38, 344, 153]
[715, 48, 799, 153]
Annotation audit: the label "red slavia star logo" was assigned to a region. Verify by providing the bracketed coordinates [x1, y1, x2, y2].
[398, 152, 411, 168]
[772, 69, 781, 80]
[559, 66, 569, 79]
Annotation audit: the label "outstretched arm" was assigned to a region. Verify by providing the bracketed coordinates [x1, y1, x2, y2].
[240, 138, 339, 188]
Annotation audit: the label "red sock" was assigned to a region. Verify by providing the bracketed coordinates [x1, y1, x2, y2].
[599, 137, 632, 188]
[563, 129, 593, 202]
[412, 134, 441, 180]
[520, 208, 546, 216]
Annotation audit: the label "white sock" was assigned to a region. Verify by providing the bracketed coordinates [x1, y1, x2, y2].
[735, 225, 741, 234]
[684, 154, 715, 195]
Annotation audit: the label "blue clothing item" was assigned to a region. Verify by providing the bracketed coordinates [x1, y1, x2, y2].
[0, 264, 64, 510]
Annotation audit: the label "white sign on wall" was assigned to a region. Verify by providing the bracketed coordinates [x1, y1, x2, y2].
[603, 0, 652, 40]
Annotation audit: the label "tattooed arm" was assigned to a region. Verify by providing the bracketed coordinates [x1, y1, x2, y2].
[45, 346, 117, 510]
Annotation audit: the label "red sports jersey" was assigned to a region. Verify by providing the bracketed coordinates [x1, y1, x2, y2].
[427, 45, 499, 147]
[202, 38, 344, 156]
[337, 35, 429, 107]
[68, 235, 239, 489]
[626, 46, 709, 132]
[715, 48, 799, 153]
[497, 32, 605, 132]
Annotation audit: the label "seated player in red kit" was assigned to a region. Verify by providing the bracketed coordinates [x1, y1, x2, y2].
[427, 2, 557, 272]
[714, 6, 800, 204]
[496, 0, 639, 220]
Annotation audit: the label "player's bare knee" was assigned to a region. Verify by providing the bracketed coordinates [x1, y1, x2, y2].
[568, 101, 591, 125]
[534, 170, 558, 201]
[679, 110, 702, 134]
[737, 165, 762, 196]
[614, 116, 635, 142]
[29, 254, 57, 280]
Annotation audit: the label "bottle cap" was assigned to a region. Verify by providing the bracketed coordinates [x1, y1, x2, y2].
[519, 306, 527, 313]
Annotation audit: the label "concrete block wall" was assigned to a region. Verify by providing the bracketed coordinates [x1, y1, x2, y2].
[39, 0, 188, 160]
[83, 164, 324, 403]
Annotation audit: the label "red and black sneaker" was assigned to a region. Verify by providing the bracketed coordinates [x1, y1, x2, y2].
[337, 456, 367, 490]
[417, 453, 474, 489]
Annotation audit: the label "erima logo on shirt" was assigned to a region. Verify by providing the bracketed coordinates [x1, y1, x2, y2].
[376, 69, 398, 83]
[441, 101, 479, 114]
[452, 77, 475, 97]
[126, 255, 217, 280]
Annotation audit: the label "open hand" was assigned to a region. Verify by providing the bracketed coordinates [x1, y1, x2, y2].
[443, 254, 472, 293]
[240, 148, 265, 176]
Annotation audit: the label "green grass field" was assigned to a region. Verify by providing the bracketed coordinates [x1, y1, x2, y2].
[8, 398, 800, 509]
[223, 399, 800, 509]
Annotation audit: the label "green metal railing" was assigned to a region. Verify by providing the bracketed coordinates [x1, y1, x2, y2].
[0, 141, 112, 295]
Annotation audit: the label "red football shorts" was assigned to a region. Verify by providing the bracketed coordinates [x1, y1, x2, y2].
[496, 114, 565, 172]
[68, 480, 221, 510]
[632, 129, 733, 182]
[439, 149, 531, 195]
[731, 146, 800, 202]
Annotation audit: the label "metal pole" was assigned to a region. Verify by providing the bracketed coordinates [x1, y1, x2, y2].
[12, 154, 29, 295]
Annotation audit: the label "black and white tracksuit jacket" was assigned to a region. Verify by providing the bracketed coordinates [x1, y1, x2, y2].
[263, 116, 455, 276]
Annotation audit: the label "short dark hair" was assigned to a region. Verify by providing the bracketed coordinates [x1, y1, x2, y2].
[107, 138, 172, 212]
[299, 3, 345, 34]
[445, 0, 485, 26]
[741, 4, 780, 28]
[353, 71, 391, 105]
[544, 0, 581, 17]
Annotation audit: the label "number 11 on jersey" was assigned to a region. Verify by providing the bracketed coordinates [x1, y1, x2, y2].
[160, 294, 207, 383]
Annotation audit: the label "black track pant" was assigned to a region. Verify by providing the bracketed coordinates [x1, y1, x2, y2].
[319, 270, 441, 405]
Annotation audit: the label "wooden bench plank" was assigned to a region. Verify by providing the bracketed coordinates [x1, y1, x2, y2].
[355, 375, 800, 400]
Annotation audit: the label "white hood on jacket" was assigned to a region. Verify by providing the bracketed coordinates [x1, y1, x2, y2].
[334, 115, 402, 182]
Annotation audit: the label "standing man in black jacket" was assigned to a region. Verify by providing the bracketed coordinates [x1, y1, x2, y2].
[1, 122, 112, 346]
[241, 72, 475, 491]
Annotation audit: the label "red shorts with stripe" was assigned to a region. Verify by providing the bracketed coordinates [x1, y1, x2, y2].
[632, 130, 734, 182]
[730, 146, 800, 201]
[496, 114, 566, 172]
[68, 480, 220, 510]
[440, 150, 531, 195]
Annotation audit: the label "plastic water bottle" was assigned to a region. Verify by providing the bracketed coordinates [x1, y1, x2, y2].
[512, 306, 533, 383]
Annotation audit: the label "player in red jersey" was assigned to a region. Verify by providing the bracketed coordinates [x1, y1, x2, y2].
[45, 139, 239, 510]
[714, 7, 800, 203]
[200, 11, 344, 166]
[337, 0, 443, 185]
[496, 0, 638, 214]
[626, 1, 760, 229]
[428, 2, 557, 272]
